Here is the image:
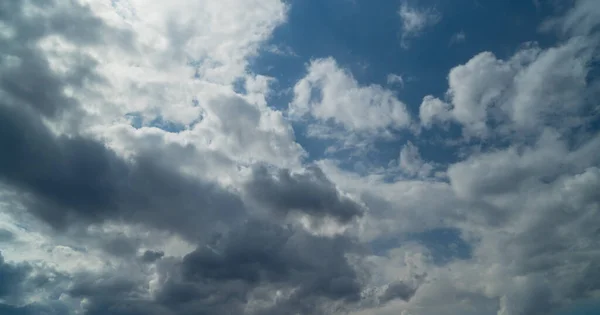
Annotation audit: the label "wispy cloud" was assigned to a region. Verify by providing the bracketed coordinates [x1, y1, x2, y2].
[398, 1, 441, 48]
[387, 73, 405, 88]
[449, 31, 466, 45]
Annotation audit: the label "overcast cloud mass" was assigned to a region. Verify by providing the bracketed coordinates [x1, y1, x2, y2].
[0, 0, 599, 314]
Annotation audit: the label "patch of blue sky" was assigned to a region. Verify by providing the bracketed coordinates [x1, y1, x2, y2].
[124, 112, 193, 133]
[370, 227, 473, 265]
[124, 112, 144, 129]
[232, 76, 248, 95]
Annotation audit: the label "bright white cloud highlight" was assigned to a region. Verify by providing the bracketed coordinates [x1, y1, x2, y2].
[290, 57, 412, 136]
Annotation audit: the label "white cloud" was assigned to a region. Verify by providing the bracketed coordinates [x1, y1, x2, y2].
[57, 0, 305, 171]
[419, 95, 451, 128]
[541, 0, 600, 37]
[445, 51, 518, 136]
[317, 160, 461, 242]
[290, 57, 412, 138]
[419, 36, 598, 137]
[509, 38, 594, 128]
[86, 0, 288, 84]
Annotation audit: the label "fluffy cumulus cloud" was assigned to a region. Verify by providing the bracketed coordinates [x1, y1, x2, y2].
[1, 0, 600, 314]
[289, 57, 412, 147]
[419, 28, 598, 138]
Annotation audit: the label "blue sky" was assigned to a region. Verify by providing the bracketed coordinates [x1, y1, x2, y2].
[0, 0, 599, 315]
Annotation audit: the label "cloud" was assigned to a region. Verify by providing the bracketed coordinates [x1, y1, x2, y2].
[0, 0, 307, 243]
[0, 229, 14, 242]
[0, 251, 72, 314]
[0, 252, 31, 302]
[0, 1, 367, 314]
[0, 0, 132, 123]
[397, 141, 435, 178]
[94, 0, 288, 85]
[290, 57, 412, 141]
[379, 281, 419, 304]
[398, 2, 441, 48]
[0, 303, 70, 315]
[140, 250, 165, 263]
[0, 104, 246, 239]
[419, 37, 598, 137]
[419, 95, 452, 129]
[244, 164, 364, 223]
[540, 0, 600, 37]
[320, 3, 600, 309]
[449, 31, 466, 45]
[387, 74, 405, 88]
[54, 221, 365, 315]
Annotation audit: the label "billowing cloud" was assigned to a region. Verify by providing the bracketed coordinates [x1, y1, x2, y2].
[290, 57, 411, 141]
[48, 221, 365, 315]
[0, 1, 364, 314]
[419, 36, 597, 137]
[0, 103, 246, 239]
[419, 95, 451, 128]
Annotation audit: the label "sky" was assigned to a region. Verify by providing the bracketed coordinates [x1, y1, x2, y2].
[0, 0, 599, 314]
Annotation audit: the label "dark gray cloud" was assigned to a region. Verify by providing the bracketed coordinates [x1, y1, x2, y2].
[83, 301, 170, 315]
[245, 165, 364, 223]
[140, 250, 165, 263]
[0, 105, 246, 239]
[0, 229, 14, 242]
[101, 235, 140, 258]
[162, 221, 364, 314]
[0, 303, 70, 315]
[379, 281, 418, 304]
[0, 252, 72, 314]
[0, 252, 31, 301]
[63, 221, 365, 315]
[65, 269, 166, 315]
[68, 274, 144, 301]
